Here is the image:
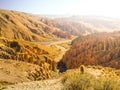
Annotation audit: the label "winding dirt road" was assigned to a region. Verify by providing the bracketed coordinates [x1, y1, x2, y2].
[39, 40, 71, 46]
[39, 40, 71, 62]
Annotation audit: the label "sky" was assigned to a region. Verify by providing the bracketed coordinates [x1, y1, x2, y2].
[0, 0, 120, 18]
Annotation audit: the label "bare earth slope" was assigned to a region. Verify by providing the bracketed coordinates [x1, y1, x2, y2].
[0, 59, 42, 83]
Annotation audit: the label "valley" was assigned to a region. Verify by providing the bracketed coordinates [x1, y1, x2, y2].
[0, 9, 120, 90]
[39, 40, 72, 62]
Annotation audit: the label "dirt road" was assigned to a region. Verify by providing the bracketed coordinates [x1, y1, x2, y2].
[39, 40, 71, 46]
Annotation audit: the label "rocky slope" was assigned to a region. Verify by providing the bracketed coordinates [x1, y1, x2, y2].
[61, 32, 120, 69]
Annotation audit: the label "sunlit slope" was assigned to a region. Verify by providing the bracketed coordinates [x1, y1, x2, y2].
[0, 9, 71, 41]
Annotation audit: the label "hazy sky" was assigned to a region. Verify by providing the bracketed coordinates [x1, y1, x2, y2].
[0, 0, 120, 18]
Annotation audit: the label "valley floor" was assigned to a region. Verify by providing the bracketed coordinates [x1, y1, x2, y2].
[39, 40, 71, 62]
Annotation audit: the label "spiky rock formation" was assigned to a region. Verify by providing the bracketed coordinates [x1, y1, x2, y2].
[61, 32, 120, 69]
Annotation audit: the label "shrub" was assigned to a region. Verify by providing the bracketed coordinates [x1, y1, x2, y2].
[62, 72, 96, 90]
[80, 65, 85, 74]
[62, 71, 120, 90]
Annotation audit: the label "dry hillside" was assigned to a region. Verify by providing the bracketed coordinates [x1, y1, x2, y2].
[0, 9, 71, 41]
[4, 65, 120, 90]
[61, 32, 120, 69]
[0, 9, 73, 86]
[0, 37, 61, 71]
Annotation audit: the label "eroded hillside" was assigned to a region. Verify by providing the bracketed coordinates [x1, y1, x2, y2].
[61, 32, 120, 69]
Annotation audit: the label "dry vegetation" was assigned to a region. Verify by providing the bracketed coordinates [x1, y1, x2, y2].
[3, 65, 120, 90]
[62, 65, 120, 90]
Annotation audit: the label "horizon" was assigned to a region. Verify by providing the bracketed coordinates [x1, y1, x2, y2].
[1, 8, 120, 20]
[0, 0, 120, 19]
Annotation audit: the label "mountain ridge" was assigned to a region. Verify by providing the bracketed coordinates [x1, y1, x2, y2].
[0, 9, 72, 42]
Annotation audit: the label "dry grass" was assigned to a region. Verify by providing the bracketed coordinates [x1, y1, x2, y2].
[62, 65, 120, 90]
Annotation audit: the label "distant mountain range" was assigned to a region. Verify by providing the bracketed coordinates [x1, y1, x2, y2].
[40, 17, 97, 36]
[39, 15, 120, 36]
[1, 9, 120, 42]
[69, 16, 120, 32]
